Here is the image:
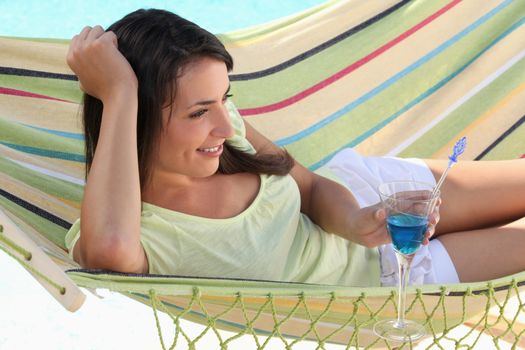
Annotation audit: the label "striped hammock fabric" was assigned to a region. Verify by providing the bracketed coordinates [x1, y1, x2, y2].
[225, 0, 525, 168]
[1, 0, 524, 349]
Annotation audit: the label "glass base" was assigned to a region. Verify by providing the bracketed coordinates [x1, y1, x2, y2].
[373, 319, 426, 342]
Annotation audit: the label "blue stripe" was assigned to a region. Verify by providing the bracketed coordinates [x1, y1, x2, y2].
[308, 15, 525, 171]
[25, 124, 84, 140]
[0, 142, 85, 162]
[275, 0, 514, 147]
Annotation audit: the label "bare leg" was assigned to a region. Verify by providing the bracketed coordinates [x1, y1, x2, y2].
[424, 159, 525, 234]
[437, 217, 525, 282]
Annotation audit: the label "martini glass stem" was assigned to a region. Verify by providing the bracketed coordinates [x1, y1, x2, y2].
[395, 252, 414, 328]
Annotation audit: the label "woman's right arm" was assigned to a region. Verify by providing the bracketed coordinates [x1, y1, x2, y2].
[67, 26, 147, 273]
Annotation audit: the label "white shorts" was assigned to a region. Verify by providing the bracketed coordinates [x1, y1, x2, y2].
[379, 239, 460, 286]
[318, 148, 460, 286]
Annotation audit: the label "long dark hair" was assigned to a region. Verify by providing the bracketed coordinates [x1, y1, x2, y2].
[83, 9, 293, 190]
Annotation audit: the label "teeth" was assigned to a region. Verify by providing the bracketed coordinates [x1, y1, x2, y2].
[198, 146, 220, 153]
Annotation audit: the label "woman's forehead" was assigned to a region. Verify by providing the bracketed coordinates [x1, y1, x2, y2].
[176, 58, 229, 99]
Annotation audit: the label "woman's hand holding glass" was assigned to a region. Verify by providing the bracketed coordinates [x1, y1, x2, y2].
[346, 198, 441, 249]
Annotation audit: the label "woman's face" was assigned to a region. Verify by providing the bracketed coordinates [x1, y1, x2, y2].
[154, 56, 234, 180]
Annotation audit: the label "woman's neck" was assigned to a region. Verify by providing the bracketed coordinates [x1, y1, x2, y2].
[141, 171, 261, 219]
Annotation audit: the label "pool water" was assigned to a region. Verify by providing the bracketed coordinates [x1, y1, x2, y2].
[0, 0, 326, 38]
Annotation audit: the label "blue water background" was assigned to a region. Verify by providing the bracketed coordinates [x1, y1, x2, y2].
[0, 0, 325, 38]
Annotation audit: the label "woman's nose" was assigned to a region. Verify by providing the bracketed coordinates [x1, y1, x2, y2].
[212, 105, 235, 138]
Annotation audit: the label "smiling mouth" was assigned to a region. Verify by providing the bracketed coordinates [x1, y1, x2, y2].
[197, 144, 223, 153]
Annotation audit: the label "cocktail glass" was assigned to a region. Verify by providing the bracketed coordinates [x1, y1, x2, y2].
[373, 181, 440, 342]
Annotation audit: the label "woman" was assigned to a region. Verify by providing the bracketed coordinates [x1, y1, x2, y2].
[65, 9, 525, 287]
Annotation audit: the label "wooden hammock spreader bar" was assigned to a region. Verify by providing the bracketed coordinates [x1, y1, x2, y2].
[0, 208, 85, 312]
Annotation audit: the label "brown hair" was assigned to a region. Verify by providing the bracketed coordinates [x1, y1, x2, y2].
[82, 9, 293, 190]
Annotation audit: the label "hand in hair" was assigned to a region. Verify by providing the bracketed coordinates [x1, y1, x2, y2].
[66, 25, 138, 102]
[68, 26, 145, 274]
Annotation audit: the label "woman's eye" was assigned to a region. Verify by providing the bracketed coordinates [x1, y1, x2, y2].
[222, 93, 233, 102]
[190, 109, 207, 118]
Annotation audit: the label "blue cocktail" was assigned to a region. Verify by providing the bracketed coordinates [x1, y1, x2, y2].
[387, 213, 428, 255]
[374, 181, 440, 343]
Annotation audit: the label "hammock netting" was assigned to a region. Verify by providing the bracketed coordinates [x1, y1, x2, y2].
[1, 0, 524, 348]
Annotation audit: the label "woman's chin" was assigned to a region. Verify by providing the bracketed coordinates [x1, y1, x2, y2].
[192, 163, 220, 178]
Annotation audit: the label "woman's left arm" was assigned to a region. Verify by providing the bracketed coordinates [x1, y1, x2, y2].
[245, 121, 389, 248]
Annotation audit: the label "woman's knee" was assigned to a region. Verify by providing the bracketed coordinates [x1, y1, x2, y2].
[437, 223, 525, 282]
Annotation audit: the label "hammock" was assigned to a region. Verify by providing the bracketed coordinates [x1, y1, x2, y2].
[1, 0, 524, 348]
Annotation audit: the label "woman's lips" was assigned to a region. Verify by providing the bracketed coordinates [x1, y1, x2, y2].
[197, 144, 223, 157]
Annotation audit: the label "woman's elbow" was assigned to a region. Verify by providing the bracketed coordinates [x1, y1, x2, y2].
[76, 233, 146, 273]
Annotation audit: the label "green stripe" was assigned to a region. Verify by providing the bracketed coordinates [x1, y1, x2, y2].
[284, 2, 525, 167]
[0, 155, 83, 203]
[481, 122, 525, 160]
[0, 118, 84, 157]
[399, 54, 525, 158]
[0, 74, 82, 103]
[0, 36, 70, 44]
[0, 197, 68, 249]
[230, 0, 448, 108]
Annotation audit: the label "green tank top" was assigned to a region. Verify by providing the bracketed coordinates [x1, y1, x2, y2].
[65, 101, 380, 286]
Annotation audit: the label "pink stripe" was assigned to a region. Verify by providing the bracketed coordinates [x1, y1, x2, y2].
[0, 87, 72, 103]
[239, 0, 462, 116]
[521, 154, 525, 158]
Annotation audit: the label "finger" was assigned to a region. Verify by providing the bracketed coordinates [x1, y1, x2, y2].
[86, 25, 105, 41]
[67, 35, 81, 68]
[374, 208, 386, 221]
[429, 213, 440, 226]
[395, 190, 433, 201]
[78, 26, 92, 40]
[425, 225, 435, 239]
[98, 31, 119, 48]
[432, 199, 442, 213]
[68, 34, 79, 52]
[421, 229, 434, 245]
[106, 31, 118, 46]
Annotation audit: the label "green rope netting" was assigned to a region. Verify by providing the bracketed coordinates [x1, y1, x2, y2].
[2, 226, 524, 349]
[145, 283, 524, 349]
